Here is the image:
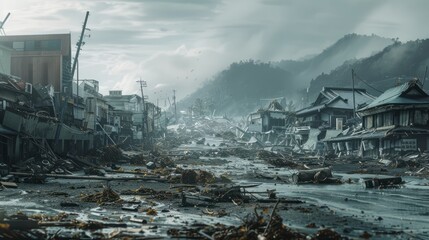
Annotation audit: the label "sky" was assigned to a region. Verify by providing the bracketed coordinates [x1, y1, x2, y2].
[1, 0, 429, 103]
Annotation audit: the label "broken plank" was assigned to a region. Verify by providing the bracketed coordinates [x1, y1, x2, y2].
[0, 181, 18, 188]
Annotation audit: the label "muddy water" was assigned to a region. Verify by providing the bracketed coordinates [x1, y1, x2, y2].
[2, 135, 428, 238]
[177, 136, 429, 238]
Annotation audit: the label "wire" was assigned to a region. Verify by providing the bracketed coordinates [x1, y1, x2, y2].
[353, 72, 383, 93]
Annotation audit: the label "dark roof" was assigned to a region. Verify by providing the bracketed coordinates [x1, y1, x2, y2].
[358, 80, 429, 112]
[296, 87, 375, 116]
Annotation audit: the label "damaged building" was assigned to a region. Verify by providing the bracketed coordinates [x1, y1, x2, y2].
[326, 80, 429, 157]
[0, 34, 93, 164]
[294, 87, 375, 151]
[244, 99, 295, 146]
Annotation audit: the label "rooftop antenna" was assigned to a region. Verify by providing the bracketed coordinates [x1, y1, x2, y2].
[0, 12, 11, 35]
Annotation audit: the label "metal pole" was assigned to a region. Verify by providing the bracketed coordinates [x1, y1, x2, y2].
[352, 69, 356, 117]
[0, 12, 10, 29]
[71, 11, 89, 81]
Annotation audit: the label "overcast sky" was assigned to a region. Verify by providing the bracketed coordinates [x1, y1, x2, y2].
[1, 0, 429, 102]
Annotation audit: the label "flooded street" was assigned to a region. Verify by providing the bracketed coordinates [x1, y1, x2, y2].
[2, 133, 429, 239]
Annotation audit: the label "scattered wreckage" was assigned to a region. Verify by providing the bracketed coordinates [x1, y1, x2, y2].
[1, 115, 428, 239]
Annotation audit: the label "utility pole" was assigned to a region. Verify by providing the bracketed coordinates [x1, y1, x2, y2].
[0, 12, 10, 35]
[71, 11, 90, 83]
[173, 89, 177, 121]
[352, 69, 356, 118]
[54, 11, 90, 151]
[137, 78, 147, 146]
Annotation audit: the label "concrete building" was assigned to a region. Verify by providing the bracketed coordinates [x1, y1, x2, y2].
[0, 33, 72, 93]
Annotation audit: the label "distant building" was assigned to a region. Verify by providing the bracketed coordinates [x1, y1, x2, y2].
[248, 100, 295, 132]
[296, 87, 376, 129]
[104, 90, 143, 125]
[104, 90, 144, 140]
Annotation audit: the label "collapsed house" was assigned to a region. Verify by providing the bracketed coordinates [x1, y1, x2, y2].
[294, 87, 375, 151]
[248, 99, 294, 132]
[245, 100, 295, 146]
[326, 80, 429, 157]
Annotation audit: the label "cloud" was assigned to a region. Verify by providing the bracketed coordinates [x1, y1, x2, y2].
[2, 0, 429, 102]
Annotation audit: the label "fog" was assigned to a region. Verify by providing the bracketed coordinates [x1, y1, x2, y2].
[1, 0, 429, 101]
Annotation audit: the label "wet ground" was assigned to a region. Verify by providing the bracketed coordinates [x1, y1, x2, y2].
[1, 135, 429, 239]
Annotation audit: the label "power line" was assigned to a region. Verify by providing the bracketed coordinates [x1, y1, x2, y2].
[353, 72, 383, 93]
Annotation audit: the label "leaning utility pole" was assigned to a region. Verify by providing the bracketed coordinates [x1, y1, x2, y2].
[137, 79, 148, 146]
[0, 12, 10, 35]
[71, 11, 90, 82]
[54, 11, 90, 150]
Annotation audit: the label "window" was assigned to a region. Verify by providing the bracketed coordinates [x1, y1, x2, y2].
[24, 39, 61, 51]
[414, 110, 429, 125]
[12, 41, 24, 51]
[383, 112, 393, 126]
[365, 115, 373, 129]
[375, 114, 383, 127]
[109, 90, 122, 96]
[400, 110, 409, 126]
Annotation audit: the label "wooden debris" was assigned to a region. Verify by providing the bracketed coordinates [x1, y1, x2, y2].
[0, 182, 17, 188]
[363, 177, 403, 189]
[292, 167, 340, 184]
[80, 187, 122, 204]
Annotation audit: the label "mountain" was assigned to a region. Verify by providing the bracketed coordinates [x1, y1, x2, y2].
[178, 60, 294, 116]
[179, 34, 394, 116]
[275, 33, 394, 89]
[307, 39, 429, 100]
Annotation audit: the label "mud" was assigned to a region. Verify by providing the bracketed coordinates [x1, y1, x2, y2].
[1, 118, 429, 239]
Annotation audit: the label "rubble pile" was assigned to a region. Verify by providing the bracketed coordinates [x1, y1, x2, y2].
[99, 145, 123, 163]
[80, 187, 122, 204]
[179, 168, 217, 184]
[19, 156, 76, 175]
[121, 186, 178, 200]
[212, 212, 307, 240]
[167, 207, 309, 239]
[201, 148, 257, 159]
[199, 184, 249, 202]
[155, 133, 194, 150]
[215, 131, 236, 140]
[192, 118, 233, 136]
[257, 150, 302, 169]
